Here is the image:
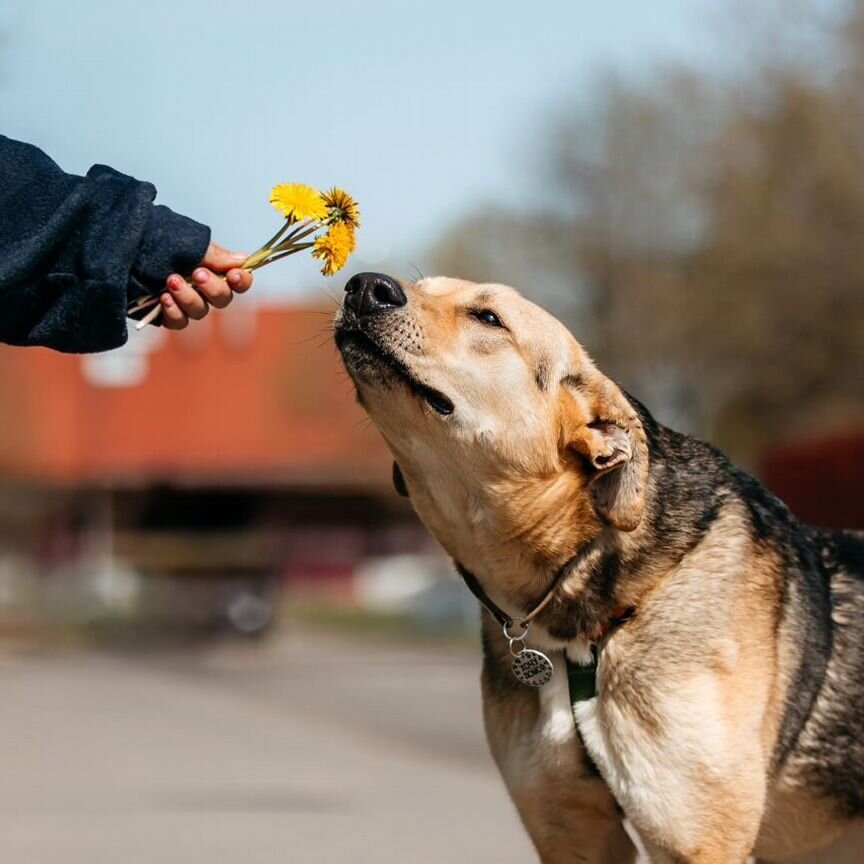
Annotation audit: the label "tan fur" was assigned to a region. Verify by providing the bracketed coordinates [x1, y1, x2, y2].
[573, 503, 775, 862]
[335, 276, 864, 863]
[481, 613, 639, 864]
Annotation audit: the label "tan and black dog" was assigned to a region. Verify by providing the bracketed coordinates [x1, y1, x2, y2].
[334, 272, 864, 864]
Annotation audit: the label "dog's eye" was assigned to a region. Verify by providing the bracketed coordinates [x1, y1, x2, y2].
[470, 309, 504, 328]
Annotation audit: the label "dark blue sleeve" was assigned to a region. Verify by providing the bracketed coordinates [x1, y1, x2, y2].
[0, 135, 211, 353]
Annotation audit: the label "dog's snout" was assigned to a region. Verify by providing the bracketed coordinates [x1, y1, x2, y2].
[344, 272, 406, 317]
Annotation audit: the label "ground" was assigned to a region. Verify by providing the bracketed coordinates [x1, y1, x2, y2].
[0, 628, 535, 864]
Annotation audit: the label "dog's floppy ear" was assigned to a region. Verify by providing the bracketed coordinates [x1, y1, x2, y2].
[392, 462, 410, 498]
[562, 376, 649, 532]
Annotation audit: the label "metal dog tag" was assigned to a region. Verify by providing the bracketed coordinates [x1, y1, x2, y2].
[505, 618, 554, 687]
[511, 648, 554, 687]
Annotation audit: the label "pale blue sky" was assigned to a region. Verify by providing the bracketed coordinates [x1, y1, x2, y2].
[1, 0, 714, 298]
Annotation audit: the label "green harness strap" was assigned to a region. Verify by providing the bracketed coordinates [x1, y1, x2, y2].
[566, 608, 635, 711]
[565, 646, 605, 779]
[566, 645, 599, 708]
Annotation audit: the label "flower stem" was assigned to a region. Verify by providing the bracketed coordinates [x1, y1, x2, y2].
[128, 294, 162, 313]
[263, 243, 315, 266]
[242, 247, 273, 270]
[283, 218, 312, 239]
[273, 223, 319, 251]
[262, 218, 293, 251]
[241, 217, 298, 269]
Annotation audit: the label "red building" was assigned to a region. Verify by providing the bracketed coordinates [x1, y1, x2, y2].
[0, 306, 423, 633]
[760, 433, 864, 531]
[0, 304, 391, 487]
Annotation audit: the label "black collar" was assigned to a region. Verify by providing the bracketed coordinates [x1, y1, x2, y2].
[455, 540, 599, 634]
[455, 541, 635, 642]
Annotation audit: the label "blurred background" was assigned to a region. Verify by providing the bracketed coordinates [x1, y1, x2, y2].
[1, 1, 863, 862]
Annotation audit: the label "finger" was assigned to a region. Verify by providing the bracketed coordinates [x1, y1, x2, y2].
[191, 267, 233, 309]
[167, 274, 209, 320]
[160, 293, 189, 330]
[202, 242, 248, 273]
[226, 267, 253, 294]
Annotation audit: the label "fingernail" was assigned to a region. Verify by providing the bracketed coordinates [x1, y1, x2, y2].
[161, 294, 174, 307]
[231, 252, 247, 263]
[228, 271, 242, 287]
[168, 276, 181, 290]
[193, 268, 208, 284]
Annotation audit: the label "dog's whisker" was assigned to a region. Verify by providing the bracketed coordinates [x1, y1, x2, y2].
[316, 285, 341, 306]
[290, 331, 335, 347]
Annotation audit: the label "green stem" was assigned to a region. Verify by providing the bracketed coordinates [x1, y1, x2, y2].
[242, 243, 314, 271]
[262, 218, 293, 251]
[263, 244, 315, 266]
[282, 218, 312, 240]
[273, 223, 319, 251]
[242, 247, 273, 270]
[243, 219, 319, 268]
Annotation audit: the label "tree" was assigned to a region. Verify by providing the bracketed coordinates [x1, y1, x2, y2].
[427, 2, 864, 466]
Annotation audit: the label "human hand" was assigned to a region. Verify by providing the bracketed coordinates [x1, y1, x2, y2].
[158, 243, 254, 330]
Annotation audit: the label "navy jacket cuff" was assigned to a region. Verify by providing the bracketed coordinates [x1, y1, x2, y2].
[132, 204, 211, 295]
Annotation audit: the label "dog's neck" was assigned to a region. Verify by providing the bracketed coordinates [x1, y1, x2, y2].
[400, 437, 672, 646]
[448, 471, 669, 648]
[458, 531, 628, 647]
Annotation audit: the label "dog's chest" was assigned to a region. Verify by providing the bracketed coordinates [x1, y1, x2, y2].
[492, 652, 584, 794]
[493, 639, 597, 780]
[505, 637, 722, 856]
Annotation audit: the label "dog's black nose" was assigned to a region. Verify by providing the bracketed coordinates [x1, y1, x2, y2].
[344, 272, 406, 317]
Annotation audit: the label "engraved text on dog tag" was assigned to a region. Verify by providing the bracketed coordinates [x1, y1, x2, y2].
[511, 648, 554, 687]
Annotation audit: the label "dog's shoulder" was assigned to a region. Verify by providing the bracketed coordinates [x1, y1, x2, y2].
[624, 391, 803, 559]
[626, 390, 826, 557]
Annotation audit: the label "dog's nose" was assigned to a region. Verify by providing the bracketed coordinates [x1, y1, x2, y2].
[344, 272, 407, 317]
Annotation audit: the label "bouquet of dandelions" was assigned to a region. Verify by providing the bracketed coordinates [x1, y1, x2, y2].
[129, 184, 361, 328]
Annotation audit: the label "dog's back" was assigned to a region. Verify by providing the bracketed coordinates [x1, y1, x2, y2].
[640, 405, 864, 823]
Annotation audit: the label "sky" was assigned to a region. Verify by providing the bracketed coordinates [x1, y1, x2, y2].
[0, 0, 715, 300]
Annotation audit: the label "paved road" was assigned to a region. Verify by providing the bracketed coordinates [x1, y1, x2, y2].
[0, 629, 536, 864]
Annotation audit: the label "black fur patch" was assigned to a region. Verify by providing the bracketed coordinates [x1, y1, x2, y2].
[540, 551, 623, 642]
[560, 373, 585, 391]
[534, 360, 549, 392]
[786, 530, 864, 818]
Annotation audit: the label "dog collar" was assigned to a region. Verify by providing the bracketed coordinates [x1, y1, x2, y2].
[455, 551, 584, 633]
[455, 548, 634, 693]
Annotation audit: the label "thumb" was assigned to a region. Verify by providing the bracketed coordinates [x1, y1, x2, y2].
[201, 242, 248, 272]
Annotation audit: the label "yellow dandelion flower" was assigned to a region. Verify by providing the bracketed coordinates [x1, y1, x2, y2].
[269, 183, 328, 222]
[312, 222, 356, 276]
[322, 187, 361, 229]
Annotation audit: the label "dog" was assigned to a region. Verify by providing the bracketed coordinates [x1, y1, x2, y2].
[334, 272, 864, 864]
